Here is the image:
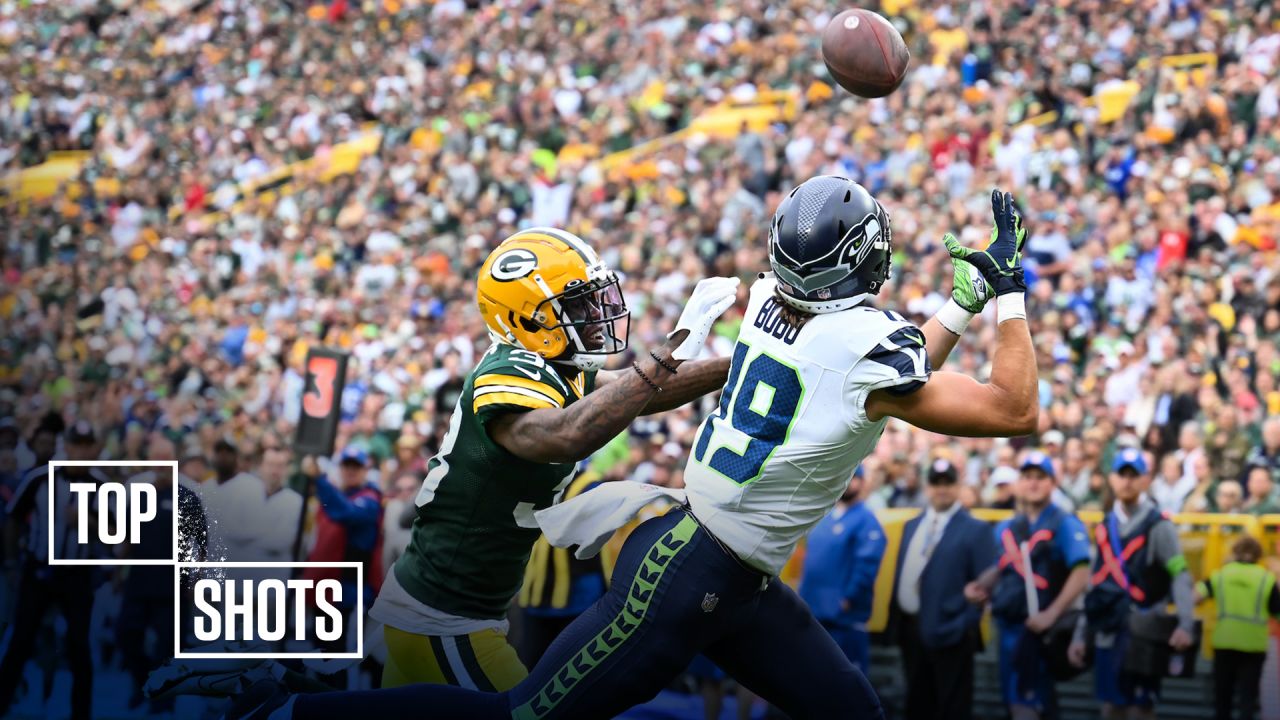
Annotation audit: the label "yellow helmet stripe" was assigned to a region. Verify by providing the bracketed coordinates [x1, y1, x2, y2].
[473, 391, 557, 413]
[474, 374, 566, 406]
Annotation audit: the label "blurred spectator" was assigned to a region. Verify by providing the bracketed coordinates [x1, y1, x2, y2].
[198, 437, 268, 564]
[302, 448, 384, 619]
[1244, 418, 1280, 481]
[1151, 453, 1195, 514]
[889, 455, 928, 510]
[988, 467, 1018, 510]
[893, 459, 995, 720]
[386, 434, 428, 485]
[381, 472, 419, 574]
[1243, 466, 1280, 515]
[1194, 535, 1280, 720]
[1072, 449, 1196, 719]
[799, 468, 886, 674]
[0, 422, 104, 720]
[1182, 453, 1216, 513]
[972, 451, 1090, 720]
[1215, 480, 1245, 515]
[257, 445, 304, 562]
[1206, 406, 1251, 484]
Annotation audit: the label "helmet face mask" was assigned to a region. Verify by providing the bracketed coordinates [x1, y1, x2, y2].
[767, 176, 893, 314]
[535, 274, 630, 366]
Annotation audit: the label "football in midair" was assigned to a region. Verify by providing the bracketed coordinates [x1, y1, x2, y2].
[821, 9, 911, 99]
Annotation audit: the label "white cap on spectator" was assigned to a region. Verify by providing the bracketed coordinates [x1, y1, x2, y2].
[991, 467, 1019, 487]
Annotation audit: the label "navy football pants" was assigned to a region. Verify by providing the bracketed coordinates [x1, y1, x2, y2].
[294, 509, 884, 719]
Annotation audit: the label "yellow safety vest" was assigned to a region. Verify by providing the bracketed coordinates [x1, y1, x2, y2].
[1210, 562, 1275, 653]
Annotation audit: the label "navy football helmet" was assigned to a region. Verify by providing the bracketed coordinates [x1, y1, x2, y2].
[768, 176, 892, 313]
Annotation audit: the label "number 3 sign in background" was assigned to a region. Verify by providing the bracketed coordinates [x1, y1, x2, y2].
[294, 348, 350, 456]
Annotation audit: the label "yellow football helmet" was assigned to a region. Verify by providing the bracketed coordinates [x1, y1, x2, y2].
[477, 227, 629, 371]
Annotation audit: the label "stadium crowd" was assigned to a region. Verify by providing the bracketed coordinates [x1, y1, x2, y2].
[2, 0, 1280, 716]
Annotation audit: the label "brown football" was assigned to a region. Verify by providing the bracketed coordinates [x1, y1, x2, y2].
[821, 9, 911, 99]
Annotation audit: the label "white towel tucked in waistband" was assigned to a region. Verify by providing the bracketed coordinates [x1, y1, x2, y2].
[534, 481, 688, 560]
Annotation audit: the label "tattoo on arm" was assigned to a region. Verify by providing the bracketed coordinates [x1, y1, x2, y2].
[639, 357, 729, 415]
[490, 350, 681, 463]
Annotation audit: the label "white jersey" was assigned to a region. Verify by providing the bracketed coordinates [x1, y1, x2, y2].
[684, 276, 931, 575]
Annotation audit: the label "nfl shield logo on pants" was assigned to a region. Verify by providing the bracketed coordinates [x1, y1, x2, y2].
[701, 593, 719, 613]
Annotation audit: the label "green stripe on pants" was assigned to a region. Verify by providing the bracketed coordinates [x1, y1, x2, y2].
[511, 514, 698, 720]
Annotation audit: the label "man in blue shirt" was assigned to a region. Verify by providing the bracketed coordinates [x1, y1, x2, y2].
[967, 451, 1090, 720]
[1070, 448, 1196, 718]
[303, 447, 383, 616]
[799, 466, 886, 673]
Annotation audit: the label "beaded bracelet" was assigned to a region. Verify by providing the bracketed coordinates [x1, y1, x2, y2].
[632, 361, 663, 392]
[649, 350, 679, 375]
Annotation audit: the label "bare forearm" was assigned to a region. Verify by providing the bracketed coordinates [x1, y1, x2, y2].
[1047, 566, 1089, 618]
[974, 564, 999, 593]
[989, 318, 1038, 430]
[640, 357, 729, 415]
[866, 317, 1038, 435]
[545, 353, 673, 455]
[493, 348, 680, 463]
[921, 315, 962, 369]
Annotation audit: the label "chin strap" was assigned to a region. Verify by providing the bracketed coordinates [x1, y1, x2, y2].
[551, 355, 606, 373]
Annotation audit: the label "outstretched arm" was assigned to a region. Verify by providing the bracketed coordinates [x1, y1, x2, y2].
[596, 356, 731, 415]
[867, 190, 1037, 437]
[866, 317, 1037, 436]
[491, 343, 682, 463]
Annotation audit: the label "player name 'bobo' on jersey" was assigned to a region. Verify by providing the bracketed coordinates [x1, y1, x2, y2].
[753, 296, 802, 345]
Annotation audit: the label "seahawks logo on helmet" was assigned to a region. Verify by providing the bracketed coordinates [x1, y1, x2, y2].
[768, 176, 893, 314]
[772, 212, 886, 295]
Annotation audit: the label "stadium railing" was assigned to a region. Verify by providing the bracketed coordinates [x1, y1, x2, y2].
[856, 507, 1268, 660]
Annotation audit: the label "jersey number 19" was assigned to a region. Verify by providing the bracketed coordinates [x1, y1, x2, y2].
[693, 341, 805, 485]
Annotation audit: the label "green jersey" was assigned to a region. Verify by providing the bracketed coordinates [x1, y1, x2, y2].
[394, 342, 596, 620]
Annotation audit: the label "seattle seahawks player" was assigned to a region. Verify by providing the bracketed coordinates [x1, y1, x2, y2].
[232, 179, 1036, 720]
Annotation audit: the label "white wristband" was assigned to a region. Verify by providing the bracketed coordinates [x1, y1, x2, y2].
[997, 293, 1027, 323]
[936, 298, 975, 336]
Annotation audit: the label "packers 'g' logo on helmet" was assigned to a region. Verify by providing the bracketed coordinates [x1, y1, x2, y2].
[477, 228, 630, 372]
[490, 248, 538, 281]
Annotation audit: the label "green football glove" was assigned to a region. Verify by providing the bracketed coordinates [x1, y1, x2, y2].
[943, 233, 993, 314]
[944, 190, 1029, 297]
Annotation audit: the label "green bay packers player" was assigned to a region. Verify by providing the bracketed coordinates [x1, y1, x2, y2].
[369, 227, 738, 690]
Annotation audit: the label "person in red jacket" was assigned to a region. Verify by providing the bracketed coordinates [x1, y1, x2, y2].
[302, 446, 383, 646]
